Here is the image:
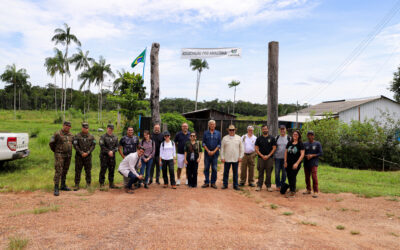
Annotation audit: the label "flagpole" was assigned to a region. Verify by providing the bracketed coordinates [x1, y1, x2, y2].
[142, 47, 147, 80]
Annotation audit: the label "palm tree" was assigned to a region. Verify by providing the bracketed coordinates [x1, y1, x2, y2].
[0, 64, 30, 119]
[51, 23, 81, 119]
[44, 48, 64, 112]
[70, 48, 94, 118]
[228, 80, 240, 115]
[91, 56, 115, 124]
[78, 68, 95, 115]
[113, 69, 126, 93]
[190, 59, 209, 110]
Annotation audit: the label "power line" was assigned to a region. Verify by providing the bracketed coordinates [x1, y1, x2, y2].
[301, 0, 400, 104]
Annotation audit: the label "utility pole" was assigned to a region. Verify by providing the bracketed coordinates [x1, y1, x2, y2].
[296, 100, 299, 129]
[267, 41, 279, 137]
[150, 43, 161, 126]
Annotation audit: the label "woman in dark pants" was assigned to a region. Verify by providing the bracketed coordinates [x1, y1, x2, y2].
[284, 130, 305, 198]
[184, 132, 202, 188]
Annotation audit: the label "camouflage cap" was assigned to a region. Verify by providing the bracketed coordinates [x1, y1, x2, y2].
[107, 124, 114, 129]
[63, 121, 71, 127]
[82, 122, 89, 128]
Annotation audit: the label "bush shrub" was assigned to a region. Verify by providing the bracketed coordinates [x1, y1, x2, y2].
[301, 112, 400, 170]
[161, 113, 194, 136]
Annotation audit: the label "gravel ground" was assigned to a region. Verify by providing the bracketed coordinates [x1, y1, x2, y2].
[1, 162, 400, 249]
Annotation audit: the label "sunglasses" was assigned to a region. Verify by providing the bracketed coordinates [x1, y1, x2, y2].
[229, 129, 235, 131]
[164, 135, 170, 137]
[190, 135, 196, 137]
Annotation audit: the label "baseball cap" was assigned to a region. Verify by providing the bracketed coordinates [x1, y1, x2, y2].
[307, 130, 315, 135]
[279, 125, 286, 129]
[107, 124, 114, 129]
[82, 122, 89, 129]
[63, 121, 71, 127]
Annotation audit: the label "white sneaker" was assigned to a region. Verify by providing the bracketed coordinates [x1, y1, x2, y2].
[177, 179, 181, 186]
[186, 179, 188, 185]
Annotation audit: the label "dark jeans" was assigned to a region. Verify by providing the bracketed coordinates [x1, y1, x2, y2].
[204, 154, 218, 184]
[99, 154, 115, 184]
[140, 158, 153, 184]
[127, 171, 139, 189]
[223, 162, 239, 188]
[150, 155, 161, 182]
[257, 157, 273, 188]
[274, 158, 286, 188]
[304, 165, 318, 192]
[187, 160, 198, 187]
[286, 163, 301, 192]
[162, 159, 176, 185]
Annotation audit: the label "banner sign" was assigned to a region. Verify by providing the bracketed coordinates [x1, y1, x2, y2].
[180, 48, 241, 59]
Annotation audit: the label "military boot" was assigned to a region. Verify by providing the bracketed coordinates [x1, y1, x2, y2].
[73, 184, 79, 191]
[60, 181, 71, 191]
[54, 184, 59, 196]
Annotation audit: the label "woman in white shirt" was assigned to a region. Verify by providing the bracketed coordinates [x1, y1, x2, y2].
[159, 131, 177, 189]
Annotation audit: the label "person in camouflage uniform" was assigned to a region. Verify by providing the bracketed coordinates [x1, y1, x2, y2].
[99, 124, 119, 188]
[73, 122, 96, 191]
[49, 121, 74, 196]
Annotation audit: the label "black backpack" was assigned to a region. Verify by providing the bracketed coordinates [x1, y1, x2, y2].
[276, 135, 291, 142]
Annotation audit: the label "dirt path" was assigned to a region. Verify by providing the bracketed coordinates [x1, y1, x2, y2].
[1, 162, 400, 249]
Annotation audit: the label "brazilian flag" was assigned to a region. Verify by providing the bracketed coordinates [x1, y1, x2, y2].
[131, 49, 146, 68]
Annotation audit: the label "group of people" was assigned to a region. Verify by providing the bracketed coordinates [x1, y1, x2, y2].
[49, 119, 322, 198]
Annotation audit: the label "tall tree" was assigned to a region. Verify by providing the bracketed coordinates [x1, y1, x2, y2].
[228, 80, 240, 115]
[150, 43, 161, 125]
[91, 56, 115, 124]
[390, 66, 400, 102]
[51, 23, 81, 120]
[190, 59, 209, 111]
[0, 64, 30, 119]
[44, 48, 64, 112]
[70, 48, 94, 118]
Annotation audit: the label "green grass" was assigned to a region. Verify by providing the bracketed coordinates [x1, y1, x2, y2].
[340, 208, 349, 212]
[10, 205, 60, 217]
[283, 211, 293, 216]
[336, 225, 345, 230]
[301, 221, 317, 226]
[254, 156, 400, 197]
[270, 204, 278, 209]
[390, 232, 399, 237]
[350, 230, 360, 235]
[7, 236, 29, 250]
[1, 110, 400, 197]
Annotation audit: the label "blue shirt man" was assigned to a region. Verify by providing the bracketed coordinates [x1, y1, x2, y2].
[303, 131, 323, 197]
[202, 120, 221, 189]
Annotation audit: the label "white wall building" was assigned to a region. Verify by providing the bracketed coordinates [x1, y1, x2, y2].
[279, 96, 400, 127]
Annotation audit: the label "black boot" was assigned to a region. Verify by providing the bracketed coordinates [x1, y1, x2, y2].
[60, 181, 71, 191]
[54, 184, 59, 196]
[73, 184, 79, 191]
[109, 182, 120, 189]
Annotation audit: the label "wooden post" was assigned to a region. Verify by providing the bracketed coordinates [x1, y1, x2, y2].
[150, 43, 161, 126]
[267, 41, 279, 137]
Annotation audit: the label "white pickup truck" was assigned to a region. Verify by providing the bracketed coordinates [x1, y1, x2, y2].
[0, 133, 30, 166]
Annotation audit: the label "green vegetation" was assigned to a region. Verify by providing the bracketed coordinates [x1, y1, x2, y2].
[283, 212, 293, 216]
[8, 236, 29, 250]
[301, 221, 317, 226]
[160, 113, 194, 136]
[336, 225, 345, 230]
[350, 230, 360, 235]
[270, 204, 278, 209]
[10, 204, 60, 217]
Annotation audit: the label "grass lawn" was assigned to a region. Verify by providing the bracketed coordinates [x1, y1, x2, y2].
[0, 110, 399, 197]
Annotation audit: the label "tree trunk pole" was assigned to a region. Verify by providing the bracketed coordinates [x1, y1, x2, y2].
[54, 75, 57, 113]
[13, 81, 16, 119]
[150, 42, 161, 126]
[267, 41, 279, 137]
[233, 86, 236, 115]
[195, 71, 200, 111]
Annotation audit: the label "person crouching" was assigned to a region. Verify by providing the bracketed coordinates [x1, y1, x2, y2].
[118, 146, 145, 194]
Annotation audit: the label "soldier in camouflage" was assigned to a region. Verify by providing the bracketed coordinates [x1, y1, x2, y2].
[99, 124, 119, 188]
[49, 121, 74, 196]
[73, 122, 96, 191]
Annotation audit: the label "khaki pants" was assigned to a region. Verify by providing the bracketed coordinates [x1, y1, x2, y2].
[240, 153, 256, 185]
[257, 157, 274, 188]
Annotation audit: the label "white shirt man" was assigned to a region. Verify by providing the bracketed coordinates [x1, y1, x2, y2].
[118, 147, 144, 193]
[240, 126, 257, 187]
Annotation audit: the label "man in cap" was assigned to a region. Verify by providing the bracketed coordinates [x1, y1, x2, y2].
[303, 130, 323, 198]
[240, 125, 257, 187]
[221, 124, 244, 190]
[274, 125, 291, 191]
[49, 121, 74, 196]
[99, 124, 119, 189]
[73, 123, 96, 191]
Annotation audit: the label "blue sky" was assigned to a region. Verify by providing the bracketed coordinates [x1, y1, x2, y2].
[1, 0, 400, 105]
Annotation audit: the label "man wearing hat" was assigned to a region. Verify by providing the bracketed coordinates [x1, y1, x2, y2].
[73, 123, 96, 191]
[49, 121, 74, 196]
[240, 125, 257, 187]
[99, 124, 119, 189]
[220, 124, 244, 190]
[303, 131, 323, 198]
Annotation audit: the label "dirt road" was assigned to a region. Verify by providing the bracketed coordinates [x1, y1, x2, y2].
[1, 162, 400, 249]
